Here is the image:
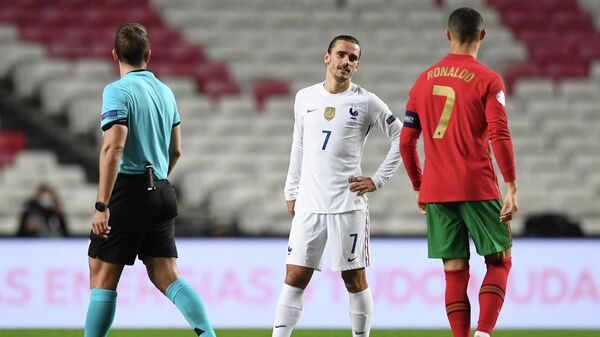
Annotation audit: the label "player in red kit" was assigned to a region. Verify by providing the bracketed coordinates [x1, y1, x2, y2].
[399, 7, 518, 337]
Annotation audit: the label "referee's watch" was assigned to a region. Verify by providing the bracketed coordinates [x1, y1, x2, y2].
[95, 201, 108, 212]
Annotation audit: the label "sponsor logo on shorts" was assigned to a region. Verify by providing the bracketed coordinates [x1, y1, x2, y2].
[287, 245, 293, 255]
[347, 256, 357, 262]
[275, 325, 287, 328]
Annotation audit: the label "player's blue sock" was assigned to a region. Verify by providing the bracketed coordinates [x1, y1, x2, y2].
[166, 278, 216, 337]
[84, 288, 117, 337]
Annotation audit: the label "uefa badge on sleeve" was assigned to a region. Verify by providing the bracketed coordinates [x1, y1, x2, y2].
[496, 90, 506, 107]
[324, 106, 336, 121]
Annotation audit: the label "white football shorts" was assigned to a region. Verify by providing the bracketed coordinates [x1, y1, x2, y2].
[285, 209, 371, 272]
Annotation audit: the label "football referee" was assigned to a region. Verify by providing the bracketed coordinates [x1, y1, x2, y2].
[84, 23, 216, 337]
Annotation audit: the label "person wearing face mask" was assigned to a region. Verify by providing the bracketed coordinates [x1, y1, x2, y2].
[17, 184, 69, 237]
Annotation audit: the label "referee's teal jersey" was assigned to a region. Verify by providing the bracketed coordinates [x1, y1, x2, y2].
[100, 69, 180, 180]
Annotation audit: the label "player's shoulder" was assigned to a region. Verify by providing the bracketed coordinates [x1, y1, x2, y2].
[295, 82, 322, 98]
[413, 59, 444, 86]
[350, 83, 391, 113]
[473, 60, 502, 81]
[154, 77, 177, 98]
[350, 82, 372, 96]
[103, 78, 127, 97]
[353, 83, 382, 103]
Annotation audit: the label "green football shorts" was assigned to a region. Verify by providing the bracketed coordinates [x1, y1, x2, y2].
[426, 200, 512, 259]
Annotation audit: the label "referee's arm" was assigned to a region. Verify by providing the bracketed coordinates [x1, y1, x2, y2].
[168, 124, 182, 176]
[91, 124, 127, 237]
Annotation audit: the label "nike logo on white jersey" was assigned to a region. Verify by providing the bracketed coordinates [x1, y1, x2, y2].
[307, 108, 317, 113]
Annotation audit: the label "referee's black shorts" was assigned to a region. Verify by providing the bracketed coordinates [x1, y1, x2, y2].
[88, 174, 178, 265]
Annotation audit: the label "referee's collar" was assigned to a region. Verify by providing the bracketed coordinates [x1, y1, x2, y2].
[127, 68, 148, 74]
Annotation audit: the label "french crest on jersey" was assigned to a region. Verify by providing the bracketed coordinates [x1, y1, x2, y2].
[349, 106, 358, 120]
[324, 106, 336, 121]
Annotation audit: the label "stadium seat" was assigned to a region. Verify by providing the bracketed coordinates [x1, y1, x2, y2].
[13, 59, 72, 97]
[502, 62, 543, 90]
[252, 79, 290, 110]
[0, 131, 27, 167]
[512, 78, 555, 99]
[546, 63, 588, 80]
[66, 98, 103, 133]
[558, 80, 600, 100]
[2, 0, 600, 236]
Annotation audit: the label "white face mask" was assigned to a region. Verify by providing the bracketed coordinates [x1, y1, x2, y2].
[38, 194, 54, 210]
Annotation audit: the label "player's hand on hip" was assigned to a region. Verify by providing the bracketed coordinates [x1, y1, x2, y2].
[91, 209, 111, 239]
[287, 200, 296, 217]
[348, 176, 376, 196]
[500, 182, 518, 222]
[416, 191, 426, 215]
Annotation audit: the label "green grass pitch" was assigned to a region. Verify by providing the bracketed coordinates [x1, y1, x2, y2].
[2, 330, 600, 337]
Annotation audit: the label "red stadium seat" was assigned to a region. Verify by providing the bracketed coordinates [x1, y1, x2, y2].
[253, 79, 290, 110]
[0, 0, 267, 102]
[202, 80, 241, 101]
[0, 7, 20, 21]
[578, 45, 600, 65]
[490, 0, 600, 85]
[193, 62, 231, 87]
[545, 63, 588, 80]
[553, 12, 595, 32]
[54, 0, 96, 10]
[530, 46, 574, 66]
[487, 0, 536, 14]
[11, 0, 47, 10]
[0, 131, 27, 167]
[564, 32, 600, 48]
[99, 0, 149, 8]
[501, 12, 545, 32]
[540, 0, 580, 12]
[190, 62, 240, 99]
[514, 30, 558, 46]
[503, 62, 544, 92]
[147, 29, 184, 49]
[150, 47, 206, 73]
[0, 131, 26, 152]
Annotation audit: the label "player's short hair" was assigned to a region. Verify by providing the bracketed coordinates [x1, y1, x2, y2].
[327, 35, 361, 58]
[115, 23, 150, 66]
[448, 7, 484, 44]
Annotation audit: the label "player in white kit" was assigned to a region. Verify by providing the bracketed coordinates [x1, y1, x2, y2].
[272, 35, 402, 337]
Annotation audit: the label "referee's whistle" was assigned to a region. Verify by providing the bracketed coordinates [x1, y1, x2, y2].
[145, 162, 157, 191]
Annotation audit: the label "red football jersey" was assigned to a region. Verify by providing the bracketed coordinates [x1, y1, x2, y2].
[400, 53, 516, 203]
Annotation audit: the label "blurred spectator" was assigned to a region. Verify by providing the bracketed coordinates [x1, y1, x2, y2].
[16, 184, 69, 237]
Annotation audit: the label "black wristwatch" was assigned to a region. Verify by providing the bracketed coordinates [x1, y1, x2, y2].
[95, 201, 108, 212]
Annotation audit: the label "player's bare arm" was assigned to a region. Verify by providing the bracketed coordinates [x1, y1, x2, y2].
[91, 124, 127, 238]
[348, 176, 376, 196]
[415, 191, 426, 215]
[286, 200, 296, 217]
[167, 124, 181, 175]
[500, 181, 518, 222]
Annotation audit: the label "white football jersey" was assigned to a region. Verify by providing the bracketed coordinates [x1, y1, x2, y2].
[284, 82, 402, 213]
